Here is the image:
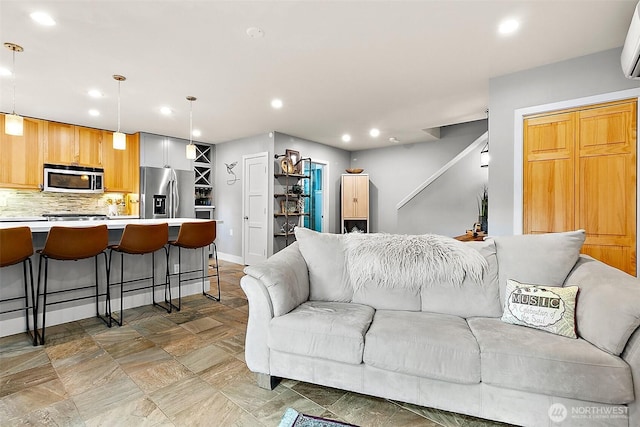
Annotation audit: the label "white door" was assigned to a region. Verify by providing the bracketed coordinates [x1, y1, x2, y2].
[242, 152, 268, 265]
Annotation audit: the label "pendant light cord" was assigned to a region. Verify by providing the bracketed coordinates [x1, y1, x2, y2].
[117, 79, 121, 133]
[11, 48, 16, 114]
[189, 99, 193, 145]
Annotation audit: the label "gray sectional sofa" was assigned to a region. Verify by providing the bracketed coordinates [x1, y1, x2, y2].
[240, 228, 640, 426]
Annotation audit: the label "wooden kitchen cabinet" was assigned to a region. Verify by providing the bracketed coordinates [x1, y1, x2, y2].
[102, 132, 140, 193]
[45, 122, 103, 167]
[0, 114, 45, 189]
[77, 127, 104, 166]
[341, 174, 369, 233]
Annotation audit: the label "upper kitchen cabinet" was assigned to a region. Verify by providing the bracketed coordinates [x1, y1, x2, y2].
[102, 132, 140, 193]
[140, 132, 193, 171]
[0, 114, 44, 189]
[44, 122, 104, 167]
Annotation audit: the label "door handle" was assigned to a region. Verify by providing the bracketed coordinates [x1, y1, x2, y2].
[244, 216, 249, 220]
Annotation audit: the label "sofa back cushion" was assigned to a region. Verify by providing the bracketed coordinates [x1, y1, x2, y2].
[294, 227, 353, 302]
[493, 230, 585, 304]
[420, 239, 502, 317]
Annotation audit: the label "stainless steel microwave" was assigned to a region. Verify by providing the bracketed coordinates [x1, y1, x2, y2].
[43, 163, 104, 193]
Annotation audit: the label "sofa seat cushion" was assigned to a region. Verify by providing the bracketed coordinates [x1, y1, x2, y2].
[468, 317, 633, 404]
[363, 311, 480, 384]
[268, 301, 375, 365]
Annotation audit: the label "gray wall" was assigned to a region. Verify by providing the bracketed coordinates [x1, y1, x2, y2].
[489, 47, 639, 236]
[214, 133, 274, 258]
[214, 131, 349, 258]
[350, 119, 488, 235]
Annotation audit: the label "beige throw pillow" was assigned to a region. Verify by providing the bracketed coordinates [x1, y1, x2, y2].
[501, 279, 579, 338]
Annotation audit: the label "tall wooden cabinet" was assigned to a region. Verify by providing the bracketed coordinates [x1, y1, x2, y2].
[523, 99, 637, 275]
[341, 174, 369, 233]
[102, 133, 140, 193]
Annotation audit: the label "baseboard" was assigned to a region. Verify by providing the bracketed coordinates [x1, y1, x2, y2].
[217, 252, 244, 265]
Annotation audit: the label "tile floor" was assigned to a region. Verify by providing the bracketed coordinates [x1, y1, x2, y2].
[0, 260, 509, 426]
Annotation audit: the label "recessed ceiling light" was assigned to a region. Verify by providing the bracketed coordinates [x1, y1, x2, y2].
[88, 89, 102, 98]
[192, 129, 202, 138]
[246, 27, 264, 38]
[342, 134, 351, 143]
[88, 109, 100, 117]
[498, 18, 520, 35]
[160, 106, 172, 115]
[271, 98, 283, 109]
[30, 11, 56, 26]
[389, 137, 400, 143]
[0, 67, 11, 77]
[369, 128, 380, 138]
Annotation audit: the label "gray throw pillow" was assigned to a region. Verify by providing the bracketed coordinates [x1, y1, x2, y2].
[493, 230, 586, 304]
[294, 227, 353, 302]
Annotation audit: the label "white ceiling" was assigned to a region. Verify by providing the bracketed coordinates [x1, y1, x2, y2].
[0, 0, 636, 151]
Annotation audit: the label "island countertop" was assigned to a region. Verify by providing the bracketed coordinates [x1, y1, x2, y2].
[0, 217, 213, 233]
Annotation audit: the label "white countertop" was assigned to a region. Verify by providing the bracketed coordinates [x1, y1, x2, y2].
[0, 217, 217, 233]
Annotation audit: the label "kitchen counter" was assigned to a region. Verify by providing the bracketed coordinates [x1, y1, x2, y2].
[1, 217, 221, 339]
[0, 217, 211, 232]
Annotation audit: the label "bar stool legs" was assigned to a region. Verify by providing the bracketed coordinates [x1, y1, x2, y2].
[107, 246, 171, 326]
[0, 227, 37, 346]
[168, 221, 220, 310]
[204, 242, 221, 301]
[107, 223, 171, 326]
[35, 225, 110, 345]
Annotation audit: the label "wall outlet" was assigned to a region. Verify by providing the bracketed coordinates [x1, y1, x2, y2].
[173, 264, 179, 274]
[229, 228, 233, 236]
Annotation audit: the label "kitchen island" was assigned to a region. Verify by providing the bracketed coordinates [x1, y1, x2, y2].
[0, 218, 217, 338]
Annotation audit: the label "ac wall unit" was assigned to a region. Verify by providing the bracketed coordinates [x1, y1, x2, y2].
[622, 1, 640, 79]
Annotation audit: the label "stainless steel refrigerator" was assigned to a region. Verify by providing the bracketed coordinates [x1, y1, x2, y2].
[140, 167, 195, 219]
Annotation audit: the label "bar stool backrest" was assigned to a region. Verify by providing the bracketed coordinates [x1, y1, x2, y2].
[174, 221, 216, 249]
[117, 223, 169, 254]
[41, 225, 109, 260]
[0, 227, 34, 267]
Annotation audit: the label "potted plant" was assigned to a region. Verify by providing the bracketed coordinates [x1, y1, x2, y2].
[477, 186, 488, 233]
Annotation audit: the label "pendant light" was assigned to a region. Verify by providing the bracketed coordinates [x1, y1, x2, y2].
[4, 43, 24, 136]
[112, 74, 126, 150]
[185, 96, 197, 160]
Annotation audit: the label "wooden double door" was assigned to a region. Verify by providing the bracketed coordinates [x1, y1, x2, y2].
[523, 99, 637, 275]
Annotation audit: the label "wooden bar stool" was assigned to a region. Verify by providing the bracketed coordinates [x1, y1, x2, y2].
[168, 220, 220, 311]
[108, 223, 170, 325]
[36, 225, 109, 345]
[0, 227, 37, 346]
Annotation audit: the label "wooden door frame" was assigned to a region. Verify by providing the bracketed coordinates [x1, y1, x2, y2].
[513, 88, 640, 275]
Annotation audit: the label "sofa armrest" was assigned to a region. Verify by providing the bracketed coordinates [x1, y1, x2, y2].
[243, 242, 310, 317]
[240, 242, 310, 375]
[240, 275, 274, 374]
[565, 255, 640, 355]
[622, 327, 640, 423]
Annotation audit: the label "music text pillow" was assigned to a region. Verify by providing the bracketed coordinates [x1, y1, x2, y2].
[501, 279, 579, 338]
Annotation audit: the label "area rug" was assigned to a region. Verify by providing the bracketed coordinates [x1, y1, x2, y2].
[279, 408, 359, 427]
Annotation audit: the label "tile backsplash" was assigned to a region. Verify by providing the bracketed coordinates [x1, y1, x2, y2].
[0, 189, 133, 217]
